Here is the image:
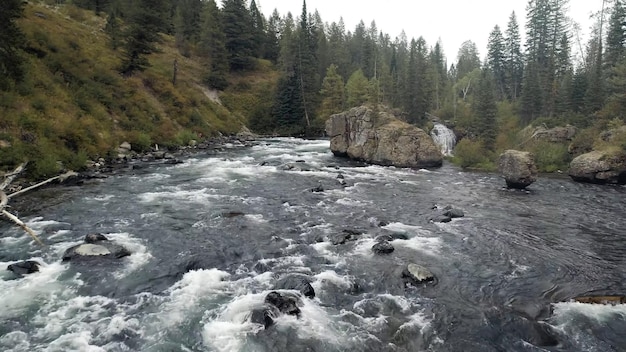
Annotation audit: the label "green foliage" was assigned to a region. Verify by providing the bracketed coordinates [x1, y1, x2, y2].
[318, 64, 345, 119]
[451, 139, 495, 170]
[119, 0, 167, 75]
[346, 69, 369, 107]
[528, 141, 570, 173]
[221, 0, 255, 71]
[0, 0, 26, 90]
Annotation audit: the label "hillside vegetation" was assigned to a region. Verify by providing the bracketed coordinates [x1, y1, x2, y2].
[0, 2, 274, 179]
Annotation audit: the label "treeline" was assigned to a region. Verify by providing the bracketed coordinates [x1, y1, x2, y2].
[3, 0, 626, 164]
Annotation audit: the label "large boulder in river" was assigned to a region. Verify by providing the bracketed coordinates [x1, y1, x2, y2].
[568, 150, 626, 184]
[325, 106, 443, 168]
[7, 260, 41, 276]
[62, 234, 131, 261]
[498, 150, 538, 189]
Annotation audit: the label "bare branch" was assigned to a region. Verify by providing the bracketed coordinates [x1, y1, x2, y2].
[0, 163, 27, 191]
[2, 209, 45, 246]
[8, 171, 78, 199]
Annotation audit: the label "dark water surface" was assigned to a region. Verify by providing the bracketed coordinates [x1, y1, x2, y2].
[1, 138, 626, 352]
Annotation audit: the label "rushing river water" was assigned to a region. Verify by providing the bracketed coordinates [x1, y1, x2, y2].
[1, 138, 626, 352]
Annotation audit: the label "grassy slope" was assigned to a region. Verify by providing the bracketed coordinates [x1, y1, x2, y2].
[0, 3, 277, 179]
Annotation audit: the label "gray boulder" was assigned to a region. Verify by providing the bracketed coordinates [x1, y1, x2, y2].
[372, 241, 395, 255]
[402, 263, 435, 285]
[532, 125, 577, 143]
[569, 150, 626, 184]
[7, 260, 41, 276]
[325, 106, 443, 168]
[274, 274, 315, 298]
[62, 235, 131, 262]
[498, 150, 538, 189]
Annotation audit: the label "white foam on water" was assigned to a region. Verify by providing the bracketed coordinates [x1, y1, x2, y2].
[376, 294, 414, 313]
[313, 270, 354, 292]
[139, 187, 223, 204]
[281, 298, 346, 345]
[161, 268, 231, 327]
[0, 331, 30, 352]
[396, 312, 432, 332]
[87, 195, 114, 202]
[202, 292, 266, 352]
[311, 241, 345, 265]
[551, 301, 626, 324]
[105, 232, 153, 278]
[391, 236, 442, 254]
[43, 330, 106, 352]
[0, 261, 70, 319]
[244, 214, 268, 223]
[336, 198, 369, 207]
[352, 238, 378, 257]
[383, 222, 431, 236]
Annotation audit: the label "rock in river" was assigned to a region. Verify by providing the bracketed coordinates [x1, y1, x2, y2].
[568, 150, 626, 184]
[325, 106, 442, 168]
[62, 234, 131, 262]
[274, 274, 316, 298]
[372, 241, 395, 255]
[498, 150, 538, 189]
[402, 263, 435, 285]
[7, 260, 41, 276]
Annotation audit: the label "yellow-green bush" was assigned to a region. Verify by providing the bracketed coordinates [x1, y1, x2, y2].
[451, 139, 495, 170]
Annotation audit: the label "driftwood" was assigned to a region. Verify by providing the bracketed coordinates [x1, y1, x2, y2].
[0, 163, 77, 246]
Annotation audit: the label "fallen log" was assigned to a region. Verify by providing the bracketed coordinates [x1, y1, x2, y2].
[1, 164, 77, 246]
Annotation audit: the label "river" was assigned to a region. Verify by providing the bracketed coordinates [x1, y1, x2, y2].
[1, 138, 625, 352]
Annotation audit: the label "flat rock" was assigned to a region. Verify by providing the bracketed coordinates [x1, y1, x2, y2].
[62, 243, 131, 262]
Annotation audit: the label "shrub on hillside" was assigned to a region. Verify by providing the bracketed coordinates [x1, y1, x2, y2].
[452, 139, 494, 170]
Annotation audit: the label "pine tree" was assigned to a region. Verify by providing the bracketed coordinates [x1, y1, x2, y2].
[120, 0, 168, 75]
[249, 0, 266, 58]
[605, 0, 626, 72]
[105, 9, 122, 50]
[473, 69, 498, 151]
[346, 69, 370, 107]
[264, 9, 280, 62]
[487, 25, 506, 100]
[221, 0, 255, 71]
[504, 11, 524, 100]
[296, 0, 319, 126]
[199, 0, 229, 90]
[0, 0, 26, 90]
[318, 64, 345, 119]
[272, 71, 306, 133]
[456, 40, 481, 80]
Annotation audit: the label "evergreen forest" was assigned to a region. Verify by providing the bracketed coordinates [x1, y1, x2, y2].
[2, 0, 626, 177]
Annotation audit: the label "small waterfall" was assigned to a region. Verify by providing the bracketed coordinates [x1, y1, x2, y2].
[430, 123, 456, 156]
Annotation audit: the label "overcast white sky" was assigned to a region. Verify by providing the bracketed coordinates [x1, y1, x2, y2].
[252, 0, 602, 64]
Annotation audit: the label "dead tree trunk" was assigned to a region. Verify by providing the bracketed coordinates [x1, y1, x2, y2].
[1, 164, 77, 246]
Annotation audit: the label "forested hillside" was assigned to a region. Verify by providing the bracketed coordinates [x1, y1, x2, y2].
[2, 0, 626, 178]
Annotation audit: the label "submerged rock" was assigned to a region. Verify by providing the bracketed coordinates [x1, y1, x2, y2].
[7, 260, 41, 276]
[325, 106, 443, 168]
[310, 184, 324, 193]
[568, 150, 626, 184]
[402, 263, 435, 285]
[274, 274, 315, 298]
[248, 304, 280, 328]
[372, 241, 395, 255]
[264, 291, 302, 317]
[573, 295, 626, 305]
[330, 229, 363, 245]
[498, 150, 538, 189]
[85, 233, 109, 243]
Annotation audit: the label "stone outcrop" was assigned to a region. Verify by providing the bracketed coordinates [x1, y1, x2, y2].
[62, 234, 131, 261]
[532, 125, 577, 143]
[568, 150, 626, 184]
[274, 274, 316, 298]
[325, 106, 443, 168]
[372, 241, 394, 255]
[498, 150, 538, 189]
